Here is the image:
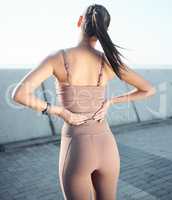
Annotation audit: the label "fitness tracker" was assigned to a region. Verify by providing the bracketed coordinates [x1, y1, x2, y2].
[42, 102, 51, 115]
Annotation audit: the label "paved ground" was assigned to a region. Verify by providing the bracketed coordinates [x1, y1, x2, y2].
[0, 119, 172, 200]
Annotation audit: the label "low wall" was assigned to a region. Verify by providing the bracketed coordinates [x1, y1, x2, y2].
[0, 68, 171, 144]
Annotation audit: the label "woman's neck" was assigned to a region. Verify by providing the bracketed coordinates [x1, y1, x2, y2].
[77, 33, 97, 49]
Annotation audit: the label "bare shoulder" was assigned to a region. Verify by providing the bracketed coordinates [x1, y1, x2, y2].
[49, 49, 67, 81]
[51, 47, 83, 81]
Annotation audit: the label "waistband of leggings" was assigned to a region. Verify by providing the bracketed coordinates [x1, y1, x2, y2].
[61, 118, 112, 137]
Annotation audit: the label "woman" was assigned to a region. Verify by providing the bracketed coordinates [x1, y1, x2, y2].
[12, 3, 156, 200]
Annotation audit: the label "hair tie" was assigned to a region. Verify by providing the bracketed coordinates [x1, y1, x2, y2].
[93, 8, 97, 16]
[92, 8, 97, 26]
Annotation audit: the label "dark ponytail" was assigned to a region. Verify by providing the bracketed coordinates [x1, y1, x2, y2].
[83, 4, 128, 80]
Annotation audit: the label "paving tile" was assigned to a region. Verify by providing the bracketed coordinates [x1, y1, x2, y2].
[0, 121, 172, 200]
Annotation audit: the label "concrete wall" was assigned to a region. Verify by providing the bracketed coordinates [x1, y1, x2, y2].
[105, 78, 139, 126]
[127, 69, 172, 121]
[0, 69, 52, 144]
[0, 68, 171, 144]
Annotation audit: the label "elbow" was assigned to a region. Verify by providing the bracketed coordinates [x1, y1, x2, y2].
[146, 86, 157, 97]
[11, 90, 21, 103]
[11, 89, 26, 104]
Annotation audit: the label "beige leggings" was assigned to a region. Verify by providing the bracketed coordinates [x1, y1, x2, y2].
[58, 129, 120, 200]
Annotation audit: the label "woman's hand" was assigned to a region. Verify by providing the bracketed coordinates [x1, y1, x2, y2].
[92, 99, 111, 122]
[58, 107, 90, 125]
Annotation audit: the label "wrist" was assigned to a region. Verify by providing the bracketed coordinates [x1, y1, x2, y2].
[107, 98, 112, 106]
[54, 106, 65, 116]
[109, 97, 117, 105]
[108, 98, 113, 106]
[45, 104, 62, 116]
[42, 102, 51, 115]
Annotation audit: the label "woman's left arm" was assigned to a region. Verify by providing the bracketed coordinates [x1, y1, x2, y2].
[11, 50, 63, 116]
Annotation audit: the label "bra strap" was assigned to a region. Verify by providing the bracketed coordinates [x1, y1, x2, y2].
[61, 49, 70, 84]
[97, 52, 105, 86]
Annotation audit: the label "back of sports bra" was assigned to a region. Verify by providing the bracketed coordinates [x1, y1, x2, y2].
[61, 49, 105, 87]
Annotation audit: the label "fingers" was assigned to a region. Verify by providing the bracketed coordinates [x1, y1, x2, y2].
[72, 120, 88, 126]
[77, 120, 87, 125]
[98, 118, 104, 123]
[74, 117, 88, 125]
[92, 102, 108, 121]
[93, 115, 104, 122]
[69, 112, 105, 125]
[94, 103, 106, 116]
[70, 114, 90, 125]
[93, 111, 105, 120]
[94, 109, 103, 116]
[93, 111, 105, 122]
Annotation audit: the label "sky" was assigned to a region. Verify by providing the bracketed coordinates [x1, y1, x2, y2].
[0, 0, 171, 68]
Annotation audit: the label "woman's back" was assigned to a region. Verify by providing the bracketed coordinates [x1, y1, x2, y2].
[56, 47, 110, 125]
[53, 47, 116, 87]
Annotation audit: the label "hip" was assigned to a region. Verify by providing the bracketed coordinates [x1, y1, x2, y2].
[61, 118, 112, 137]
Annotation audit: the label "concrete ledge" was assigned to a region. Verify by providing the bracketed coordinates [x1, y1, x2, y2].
[0, 135, 60, 153]
[110, 116, 172, 134]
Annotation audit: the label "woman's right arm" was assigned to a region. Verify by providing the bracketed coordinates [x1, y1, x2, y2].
[11, 50, 89, 125]
[108, 65, 156, 105]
